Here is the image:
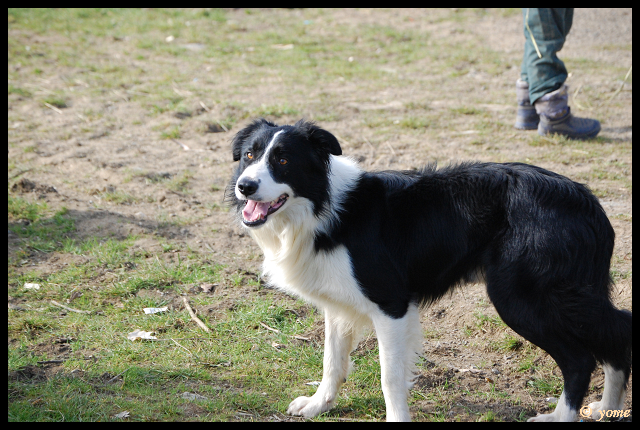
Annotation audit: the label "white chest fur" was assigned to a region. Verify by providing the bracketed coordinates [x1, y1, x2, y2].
[246, 155, 375, 321]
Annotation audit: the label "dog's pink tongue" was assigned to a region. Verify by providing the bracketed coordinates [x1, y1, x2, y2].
[243, 200, 270, 222]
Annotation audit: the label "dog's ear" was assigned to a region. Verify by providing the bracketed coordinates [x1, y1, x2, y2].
[296, 119, 342, 156]
[231, 118, 277, 161]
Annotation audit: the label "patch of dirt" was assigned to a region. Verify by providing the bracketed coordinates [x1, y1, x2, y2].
[29, 336, 73, 359]
[11, 177, 59, 195]
[8, 365, 48, 382]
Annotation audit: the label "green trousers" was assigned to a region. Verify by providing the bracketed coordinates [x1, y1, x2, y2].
[521, 8, 574, 104]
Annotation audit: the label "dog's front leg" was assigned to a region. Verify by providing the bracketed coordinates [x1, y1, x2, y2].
[372, 305, 422, 422]
[287, 311, 353, 418]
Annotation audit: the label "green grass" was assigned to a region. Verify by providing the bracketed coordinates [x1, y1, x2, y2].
[7, 203, 387, 421]
[473, 309, 508, 330]
[42, 96, 68, 109]
[8, 84, 32, 97]
[7, 190, 343, 420]
[7, 270, 330, 421]
[101, 190, 139, 204]
[252, 104, 300, 119]
[8, 195, 47, 222]
[8, 197, 75, 253]
[166, 170, 194, 192]
[160, 126, 182, 140]
[399, 116, 431, 129]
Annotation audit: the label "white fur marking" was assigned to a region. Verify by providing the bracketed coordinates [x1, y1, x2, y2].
[316, 155, 362, 233]
[235, 130, 292, 202]
[287, 311, 356, 418]
[262, 129, 285, 161]
[372, 304, 422, 422]
[527, 391, 577, 422]
[588, 364, 627, 420]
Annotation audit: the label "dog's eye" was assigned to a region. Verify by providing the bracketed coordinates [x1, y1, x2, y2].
[246, 152, 253, 160]
[279, 158, 288, 165]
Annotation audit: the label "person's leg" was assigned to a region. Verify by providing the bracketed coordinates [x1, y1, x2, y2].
[516, 8, 571, 130]
[514, 78, 539, 130]
[518, 8, 599, 139]
[523, 8, 572, 104]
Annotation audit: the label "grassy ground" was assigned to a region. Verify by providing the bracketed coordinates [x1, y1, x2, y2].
[8, 8, 632, 421]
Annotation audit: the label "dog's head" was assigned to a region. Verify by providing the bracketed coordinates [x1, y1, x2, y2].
[228, 118, 342, 228]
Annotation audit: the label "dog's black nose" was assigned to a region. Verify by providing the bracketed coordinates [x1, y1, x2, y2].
[237, 178, 259, 197]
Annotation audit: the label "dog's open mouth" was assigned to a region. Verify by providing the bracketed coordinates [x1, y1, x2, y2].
[242, 194, 288, 226]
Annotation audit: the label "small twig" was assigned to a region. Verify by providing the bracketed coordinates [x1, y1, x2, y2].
[105, 367, 131, 385]
[171, 338, 196, 357]
[607, 65, 632, 103]
[170, 338, 215, 365]
[171, 138, 190, 151]
[203, 241, 215, 252]
[385, 141, 397, 156]
[37, 356, 94, 366]
[214, 118, 229, 132]
[259, 321, 280, 333]
[166, 189, 187, 198]
[182, 297, 211, 332]
[43, 102, 63, 114]
[37, 359, 65, 365]
[284, 308, 300, 317]
[260, 322, 310, 342]
[172, 86, 192, 97]
[154, 255, 172, 276]
[111, 89, 129, 102]
[572, 84, 593, 111]
[50, 300, 92, 314]
[199, 102, 229, 132]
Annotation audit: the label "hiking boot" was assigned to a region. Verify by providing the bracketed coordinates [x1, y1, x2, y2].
[514, 79, 539, 130]
[534, 84, 601, 140]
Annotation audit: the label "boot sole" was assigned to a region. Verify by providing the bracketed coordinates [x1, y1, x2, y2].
[538, 128, 600, 140]
[515, 123, 539, 130]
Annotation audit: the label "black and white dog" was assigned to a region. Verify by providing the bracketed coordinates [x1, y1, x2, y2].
[227, 118, 631, 421]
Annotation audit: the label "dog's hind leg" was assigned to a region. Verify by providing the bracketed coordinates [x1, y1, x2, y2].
[588, 364, 628, 420]
[587, 309, 632, 420]
[485, 279, 594, 421]
[287, 311, 355, 418]
[521, 341, 596, 421]
[372, 304, 422, 422]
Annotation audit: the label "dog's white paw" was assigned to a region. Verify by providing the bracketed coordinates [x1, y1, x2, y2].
[586, 400, 625, 421]
[527, 407, 576, 422]
[287, 395, 334, 418]
[527, 412, 561, 422]
[588, 401, 605, 417]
